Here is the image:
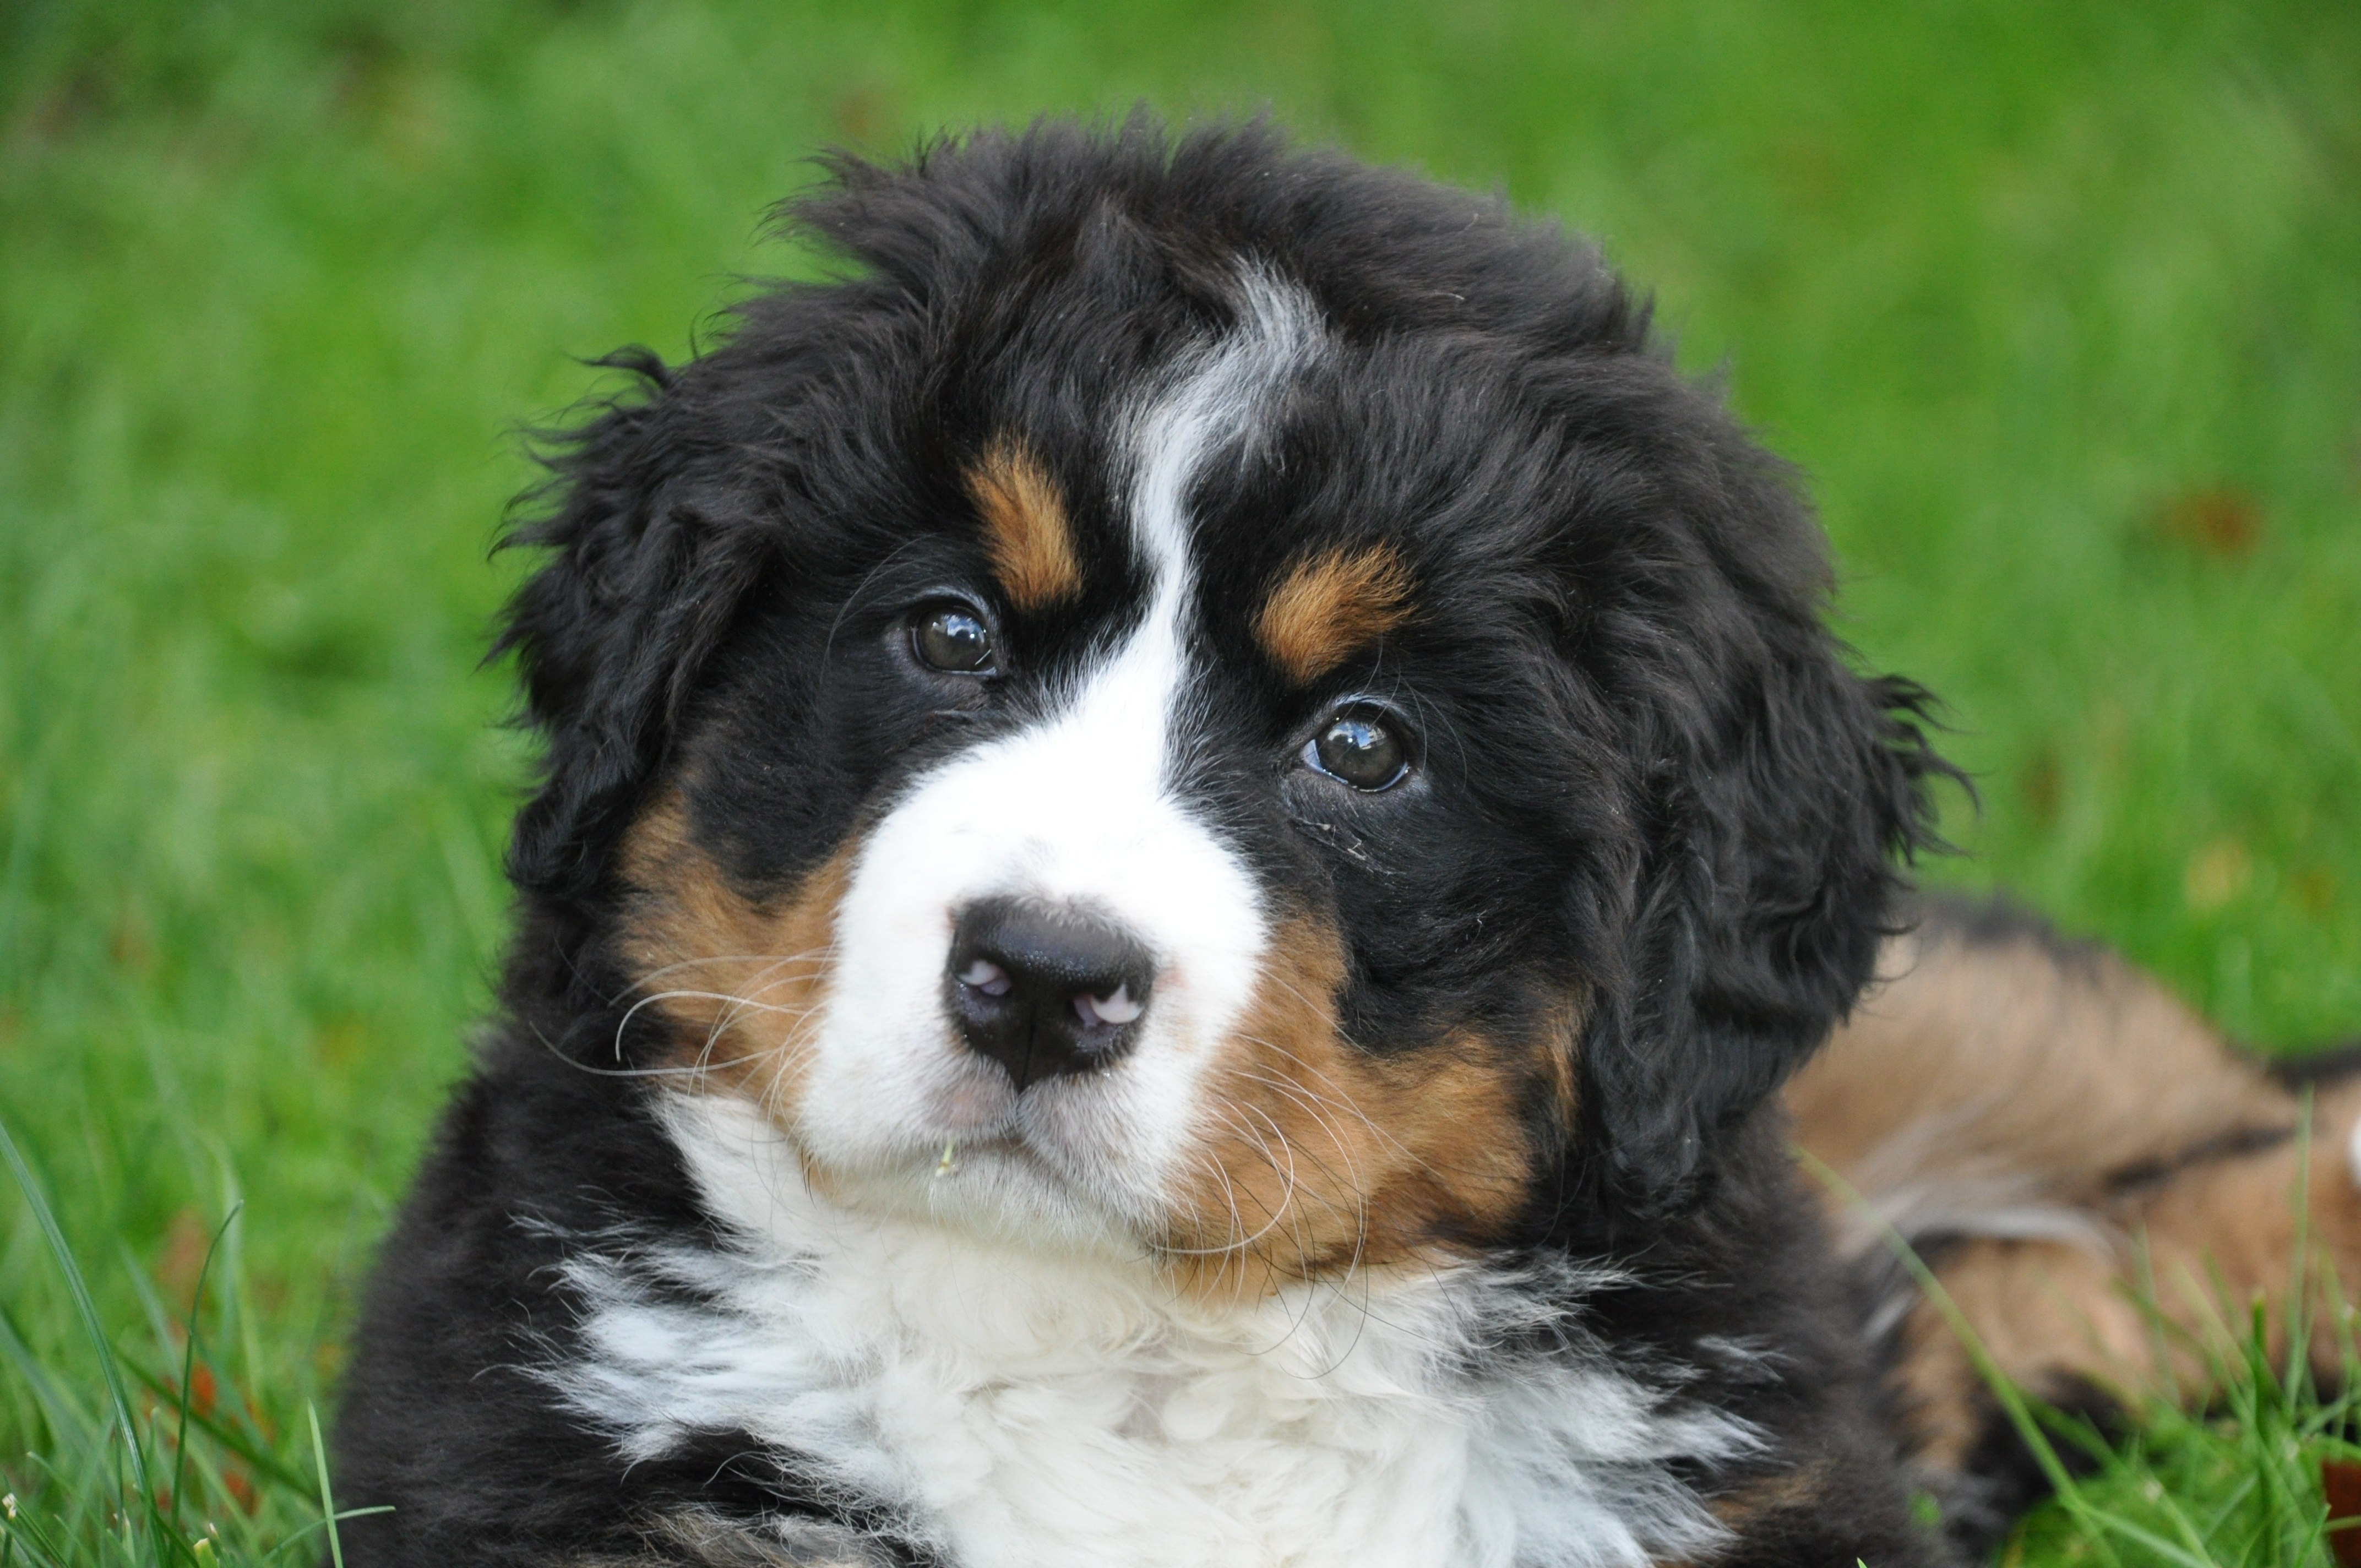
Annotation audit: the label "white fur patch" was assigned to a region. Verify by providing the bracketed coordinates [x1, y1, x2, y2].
[539, 1094, 1754, 1568]
[788, 271, 1329, 1247]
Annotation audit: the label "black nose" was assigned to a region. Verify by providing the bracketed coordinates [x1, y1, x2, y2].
[946, 899, 1155, 1091]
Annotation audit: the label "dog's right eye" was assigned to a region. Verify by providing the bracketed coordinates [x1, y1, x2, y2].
[911, 603, 999, 675]
[1303, 706, 1413, 792]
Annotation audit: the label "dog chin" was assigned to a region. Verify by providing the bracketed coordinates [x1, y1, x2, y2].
[793, 1063, 1174, 1256]
[809, 1138, 1155, 1258]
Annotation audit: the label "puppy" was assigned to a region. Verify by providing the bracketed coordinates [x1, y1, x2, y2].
[332, 119, 2360, 1567]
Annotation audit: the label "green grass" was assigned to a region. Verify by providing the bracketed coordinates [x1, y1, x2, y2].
[2, 0, 2357, 1560]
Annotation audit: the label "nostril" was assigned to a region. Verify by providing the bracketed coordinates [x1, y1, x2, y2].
[958, 957, 1014, 997]
[945, 899, 1156, 1090]
[1074, 985, 1141, 1027]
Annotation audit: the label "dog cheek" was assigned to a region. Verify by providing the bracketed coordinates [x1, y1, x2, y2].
[614, 792, 858, 1128]
[1161, 914, 1540, 1298]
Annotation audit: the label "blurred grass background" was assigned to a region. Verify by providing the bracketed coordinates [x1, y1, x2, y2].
[1, 0, 2357, 1559]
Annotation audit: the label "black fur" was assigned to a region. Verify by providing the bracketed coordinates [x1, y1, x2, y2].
[338, 117, 1965, 1566]
[1941, 1380, 2125, 1561]
[2267, 1041, 2361, 1088]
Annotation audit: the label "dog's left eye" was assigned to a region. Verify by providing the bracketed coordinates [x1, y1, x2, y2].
[911, 603, 998, 675]
[1303, 708, 1412, 792]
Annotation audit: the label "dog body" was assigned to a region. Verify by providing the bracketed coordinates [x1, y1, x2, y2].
[332, 122, 2355, 1567]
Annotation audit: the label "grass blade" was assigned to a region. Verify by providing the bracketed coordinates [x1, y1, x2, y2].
[307, 1402, 345, 1568]
[119, 1360, 313, 1500]
[0, 1116, 154, 1546]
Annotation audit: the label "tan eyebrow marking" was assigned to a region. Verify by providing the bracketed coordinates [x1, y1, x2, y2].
[1254, 543, 1415, 683]
[964, 436, 1082, 611]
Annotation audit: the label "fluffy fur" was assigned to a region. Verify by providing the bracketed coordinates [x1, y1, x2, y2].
[332, 118, 2361, 1567]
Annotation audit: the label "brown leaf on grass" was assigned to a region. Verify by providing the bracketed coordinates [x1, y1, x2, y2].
[2322, 1457, 2361, 1566]
[2154, 487, 2265, 558]
[313, 1012, 369, 1069]
[2020, 745, 2063, 827]
[109, 902, 154, 975]
[155, 1206, 211, 1310]
[2298, 868, 2337, 917]
[833, 85, 893, 145]
[2184, 837, 2253, 912]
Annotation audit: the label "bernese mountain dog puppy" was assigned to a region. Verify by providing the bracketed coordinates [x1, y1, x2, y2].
[332, 118, 2361, 1567]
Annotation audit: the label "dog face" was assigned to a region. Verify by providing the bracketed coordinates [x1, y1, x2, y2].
[502, 123, 1943, 1287]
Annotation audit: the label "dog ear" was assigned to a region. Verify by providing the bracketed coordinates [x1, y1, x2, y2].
[494, 351, 767, 902]
[1573, 453, 1954, 1216]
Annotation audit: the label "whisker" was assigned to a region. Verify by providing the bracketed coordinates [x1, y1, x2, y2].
[615, 986, 828, 1056]
[1218, 1054, 1388, 1313]
[1235, 1031, 1483, 1190]
[629, 948, 837, 986]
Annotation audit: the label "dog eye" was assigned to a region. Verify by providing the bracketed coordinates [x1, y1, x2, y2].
[911, 604, 998, 675]
[1303, 709, 1411, 792]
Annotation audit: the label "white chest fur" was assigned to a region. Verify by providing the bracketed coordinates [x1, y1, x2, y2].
[539, 1095, 1748, 1568]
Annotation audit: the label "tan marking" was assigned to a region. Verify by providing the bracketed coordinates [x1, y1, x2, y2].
[1789, 918, 2297, 1255]
[615, 794, 853, 1126]
[965, 437, 1081, 611]
[1789, 911, 2361, 1473]
[2132, 1085, 2361, 1372]
[1254, 543, 1414, 683]
[1884, 1236, 2157, 1469]
[1881, 1115, 2361, 1471]
[1161, 915, 1543, 1301]
[1535, 991, 1585, 1130]
[1709, 1458, 1834, 1528]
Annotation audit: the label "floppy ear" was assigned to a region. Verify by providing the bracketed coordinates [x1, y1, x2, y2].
[1573, 465, 1954, 1216]
[494, 351, 768, 902]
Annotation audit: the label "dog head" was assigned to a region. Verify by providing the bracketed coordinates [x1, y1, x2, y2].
[498, 119, 1945, 1287]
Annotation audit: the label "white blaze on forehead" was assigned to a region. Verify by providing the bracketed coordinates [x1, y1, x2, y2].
[796, 270, 1328, 1231]
[1125, 268, 1328, 628]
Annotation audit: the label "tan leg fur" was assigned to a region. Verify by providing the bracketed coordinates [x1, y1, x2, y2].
[1787, 901, 2361, 1468]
